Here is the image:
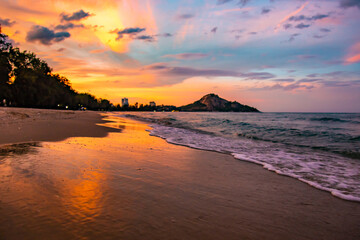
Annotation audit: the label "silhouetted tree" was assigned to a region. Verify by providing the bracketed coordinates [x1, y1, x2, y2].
[0, 32, 113, 110]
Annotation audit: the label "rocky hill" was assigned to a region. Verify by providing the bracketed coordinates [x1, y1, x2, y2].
[180, 94, 260, 112]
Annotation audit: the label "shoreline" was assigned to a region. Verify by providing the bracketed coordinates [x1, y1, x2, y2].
[121, 112, 360, 203]
[0, 108, 359, 239]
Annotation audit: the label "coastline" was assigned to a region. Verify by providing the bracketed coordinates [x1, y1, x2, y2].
[0, 108, 359, 239]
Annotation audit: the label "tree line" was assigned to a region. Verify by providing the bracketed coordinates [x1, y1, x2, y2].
[0, 32, 112, 110]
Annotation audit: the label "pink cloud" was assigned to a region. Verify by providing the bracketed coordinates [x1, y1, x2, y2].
[345, 42, 360, 64]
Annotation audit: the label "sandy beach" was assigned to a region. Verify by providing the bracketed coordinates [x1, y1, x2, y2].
[0, 107, 120, 145]
[0, 108, 359, 240]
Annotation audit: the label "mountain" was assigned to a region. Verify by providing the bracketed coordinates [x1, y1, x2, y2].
[180, 94, 260, 112]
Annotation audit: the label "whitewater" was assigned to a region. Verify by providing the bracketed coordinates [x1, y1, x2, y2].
[118, 112, 360, 202]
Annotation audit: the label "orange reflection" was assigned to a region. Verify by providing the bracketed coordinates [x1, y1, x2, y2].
[65, 169, 103, 221]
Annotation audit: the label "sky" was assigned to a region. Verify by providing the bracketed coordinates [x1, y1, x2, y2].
[1, 0, 360, 112]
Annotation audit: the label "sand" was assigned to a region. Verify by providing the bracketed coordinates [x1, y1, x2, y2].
[0, 107, 359, 240]
[0, 107, 119, 145]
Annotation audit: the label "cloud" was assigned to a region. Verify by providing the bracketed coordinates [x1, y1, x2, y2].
[240, 72, 275, 80]
[163, 53, 209, 60]
[251, 83, 315, 91]
[26, 25, 70, 45]
[239, 0, 251, 7]
[211, 27, 218, 33]
[112, 27, 146, 40]
[298, 55, 316, 59]
[156, 33, 173, 37]
[319, 28, 331, 32]
[323, 80, 360, 88]
[307, 74, 319, 77]
[176, 14, 195, 20]
[297, 78, 322, 83]
[217, 0, 233, 4]
[0, 17, 16, 27]
[339, 0, 360, 9]
[288, 33, 300, 42]
[134, 35, 155, 42]
[144, 63, 275, 80]
[313, 34, 325, 39]
[61, 10, 92, 22]
[272, 78, 295, 82]
[344, 42, 360, 64]
[55, 23, 84, 30]
[295, 23, 310, 29]
[261, 8, 271, 14]
[283, 23, 292, 29]
[289, 14, 329, 22]
[275, 2, 309, 30]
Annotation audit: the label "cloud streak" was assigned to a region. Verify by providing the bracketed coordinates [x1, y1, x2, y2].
[176, 14, 195, 20]
[144, 63, 275, 80]
[163, 53, 209, 60]
[112, 27, 146, 40]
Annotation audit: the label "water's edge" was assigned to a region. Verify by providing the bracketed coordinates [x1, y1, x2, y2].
[118, 113, 360, 203]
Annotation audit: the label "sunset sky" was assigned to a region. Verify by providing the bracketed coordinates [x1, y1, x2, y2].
[1, 0, 359, 112]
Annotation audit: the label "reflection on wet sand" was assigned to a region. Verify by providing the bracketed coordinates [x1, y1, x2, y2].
[64, 167, 104, 222]
[1, 116, 359, 240]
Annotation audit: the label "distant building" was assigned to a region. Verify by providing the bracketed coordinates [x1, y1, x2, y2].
[149, 101, 156, 107]
[121, 98, 129, 107]
[134, 102, 138, 108]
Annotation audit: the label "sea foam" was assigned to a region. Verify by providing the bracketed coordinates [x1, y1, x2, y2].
[148, 123, 360, 202]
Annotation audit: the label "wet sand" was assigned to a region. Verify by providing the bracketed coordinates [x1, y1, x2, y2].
[0, 107, 119, 145]
[0, 109, 359, 240]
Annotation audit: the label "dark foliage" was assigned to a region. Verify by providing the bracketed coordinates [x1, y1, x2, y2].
[0, 33, 112, 110]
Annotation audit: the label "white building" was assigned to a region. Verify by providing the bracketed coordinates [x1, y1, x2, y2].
[149, 101, 156, 107]
[121, 98, 129, 107]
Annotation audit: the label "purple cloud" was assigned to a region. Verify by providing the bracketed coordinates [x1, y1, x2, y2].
[211, 27, 218, 33]
[320, 28, 331, 32]
[295, 23, 311, 29]
[163, 53, 209, 60]
[340, 0, 360, 9]
[251, 83, 315, 91]
[135, 35, 155, 42]
[217, 0, 233, 4]
[288, 33, 300, 42]
[26, 25, 70, 45]
[0, 17, 16, 27]
[61, 9, 92, 22]
[176, 14, 195, 20]
[112, 27, 146, 40]
[156, 33, 173, 37]
[289, 14, 330, 22]
[272, 78, 295, 82]
[144, 63, 275, 80]
[261, 8, 271, 14]
[55, 23, 84, 30]
[283, 23, 292, 29]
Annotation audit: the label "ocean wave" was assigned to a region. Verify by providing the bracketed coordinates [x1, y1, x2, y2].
[310, 117, 359, 124]
[120, 112, 360, 201]
[146, 123, 360, 202]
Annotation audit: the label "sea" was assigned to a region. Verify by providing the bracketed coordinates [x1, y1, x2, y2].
[120, 112, 360, 202]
